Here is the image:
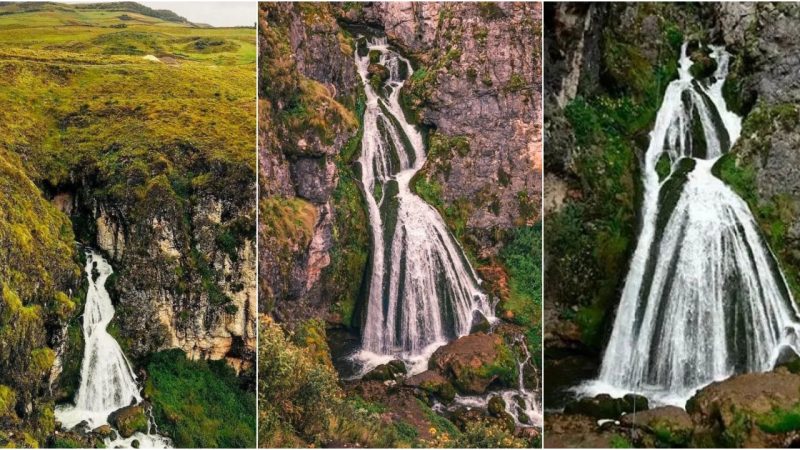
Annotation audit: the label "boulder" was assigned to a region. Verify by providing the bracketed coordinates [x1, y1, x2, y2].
[621, 406, 693, 446]
[405, 370, 456, 403]
[686, 370, 800, 447]
[92, 424, 117, 440]
[488, 395, 506, 417]
[367, 63, 390, 88]
[108, 404, 148, 439]
[363, 359, 407, 382]
[563, 393, 649, 420]
[429, 333, 517, 394]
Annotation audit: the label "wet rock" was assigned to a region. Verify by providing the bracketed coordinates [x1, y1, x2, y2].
[775, 345, 800, 373]
[363, 359, 407, 382]
[469, 310, 491, 334]
[108, 404, 148, 439]
[131, 439, 140, 448]
[429, 333, 516, 394]
[689, 47, 717, 79]
[405, 370, 456, 403]
[563, 393, 649, 420]
[92, 424, 116, 440]
[367, 63, 390, 87]
[488, 395, 506, 416]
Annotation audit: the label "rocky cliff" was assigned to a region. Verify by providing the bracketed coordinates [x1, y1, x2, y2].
[261, 1, 543, 329]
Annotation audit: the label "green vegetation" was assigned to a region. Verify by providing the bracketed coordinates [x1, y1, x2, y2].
[259, 318, 415, 447]
[144, 349, 256, 448]
[548, 16, 683, 348]
[500, 224, 543, 364]
[0, 2, 256, 445]
[609, 434, 633, 448]
[757, 404, 800, 434]
[713, 103, 800, 302]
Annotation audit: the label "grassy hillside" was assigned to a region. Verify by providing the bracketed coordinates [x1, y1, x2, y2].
[0, 3, 255, 447]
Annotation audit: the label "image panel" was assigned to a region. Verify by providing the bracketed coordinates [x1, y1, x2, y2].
[0, 2, 257, 448]
[544, 3, 800, 448]
[258, 2, 543, 448]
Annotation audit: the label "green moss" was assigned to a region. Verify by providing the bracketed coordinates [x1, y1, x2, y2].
[145, 349, 256, 448]
[757, 403, 800, 434]
[0, 385, 15, 418]
[609, 434, 633, 448]
[503, 73, 528, 94]
[500, 224, 543, 364]
[655, 152, 672, 181]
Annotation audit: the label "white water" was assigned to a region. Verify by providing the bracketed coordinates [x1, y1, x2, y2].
[437, 338, 543, 427]
[580, 44, 800, 406]
[350, 37, 494, 376]
[56, 250, 171, 448]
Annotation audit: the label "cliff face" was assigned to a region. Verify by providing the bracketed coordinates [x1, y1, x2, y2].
[261, 2, 543, 331]
[348, 2, 543, 255]
[259, 3, 363, 325]
[714, 3, 800, 302]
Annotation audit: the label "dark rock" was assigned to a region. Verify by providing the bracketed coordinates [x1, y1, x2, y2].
[131, 439, 140, 448]
[108, 404, 148, 439]
[470, 310, 491, 334]
[363, 359, 406, 382]
[775, 345, 800, 373]
[563, 393, 649, 420]
[367, 63, 390, 87]
[488, 395, 506, 417]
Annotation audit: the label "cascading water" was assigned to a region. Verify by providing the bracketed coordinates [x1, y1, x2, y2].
[56, 250, 171, 448]
[580, 43, 800, 406]
[436, 338, 543, 427]
[350, 36, 494, 376]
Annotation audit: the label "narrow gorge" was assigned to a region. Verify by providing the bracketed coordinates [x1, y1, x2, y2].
[260, 2, 543, 448]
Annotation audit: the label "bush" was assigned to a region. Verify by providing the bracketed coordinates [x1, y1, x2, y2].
[145, 349, 255, 448]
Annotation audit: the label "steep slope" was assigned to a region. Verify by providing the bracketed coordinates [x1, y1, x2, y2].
[0, 3, 256, 447]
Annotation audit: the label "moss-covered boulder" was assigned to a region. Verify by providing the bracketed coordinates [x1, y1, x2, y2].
[686, 370, 800, 447]
[368, 63, 390, 89]
[563, 393, 649, 420]
[108, 404, 148, 438]
[689, 47, 718, 79]
[621, 406, 693, 447]
[363, 360, 406, 382]
[429, 333, 517, 394]
[405, 370, 456, 403]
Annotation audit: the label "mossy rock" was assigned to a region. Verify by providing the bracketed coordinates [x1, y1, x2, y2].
[488, 395, 506, 417]
[689, 48, 718, 80]
[564, 393, 649, 420]
[368, 63, 390, 90]
[107, 404, 148, 438]
[407, 370, 456, 403]
[368, 49, 381, 64]
[363, 360, 406, 382]
[429, 333, 518, 394]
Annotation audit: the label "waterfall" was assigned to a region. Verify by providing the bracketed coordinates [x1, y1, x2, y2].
[56, 250, 171, 448]
[350, 37, 494, 375]
[580, 44, 800, 406]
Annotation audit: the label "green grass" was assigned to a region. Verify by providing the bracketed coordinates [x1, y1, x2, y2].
[500, 224, 543, 364]
[144, 349, 256, 448]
